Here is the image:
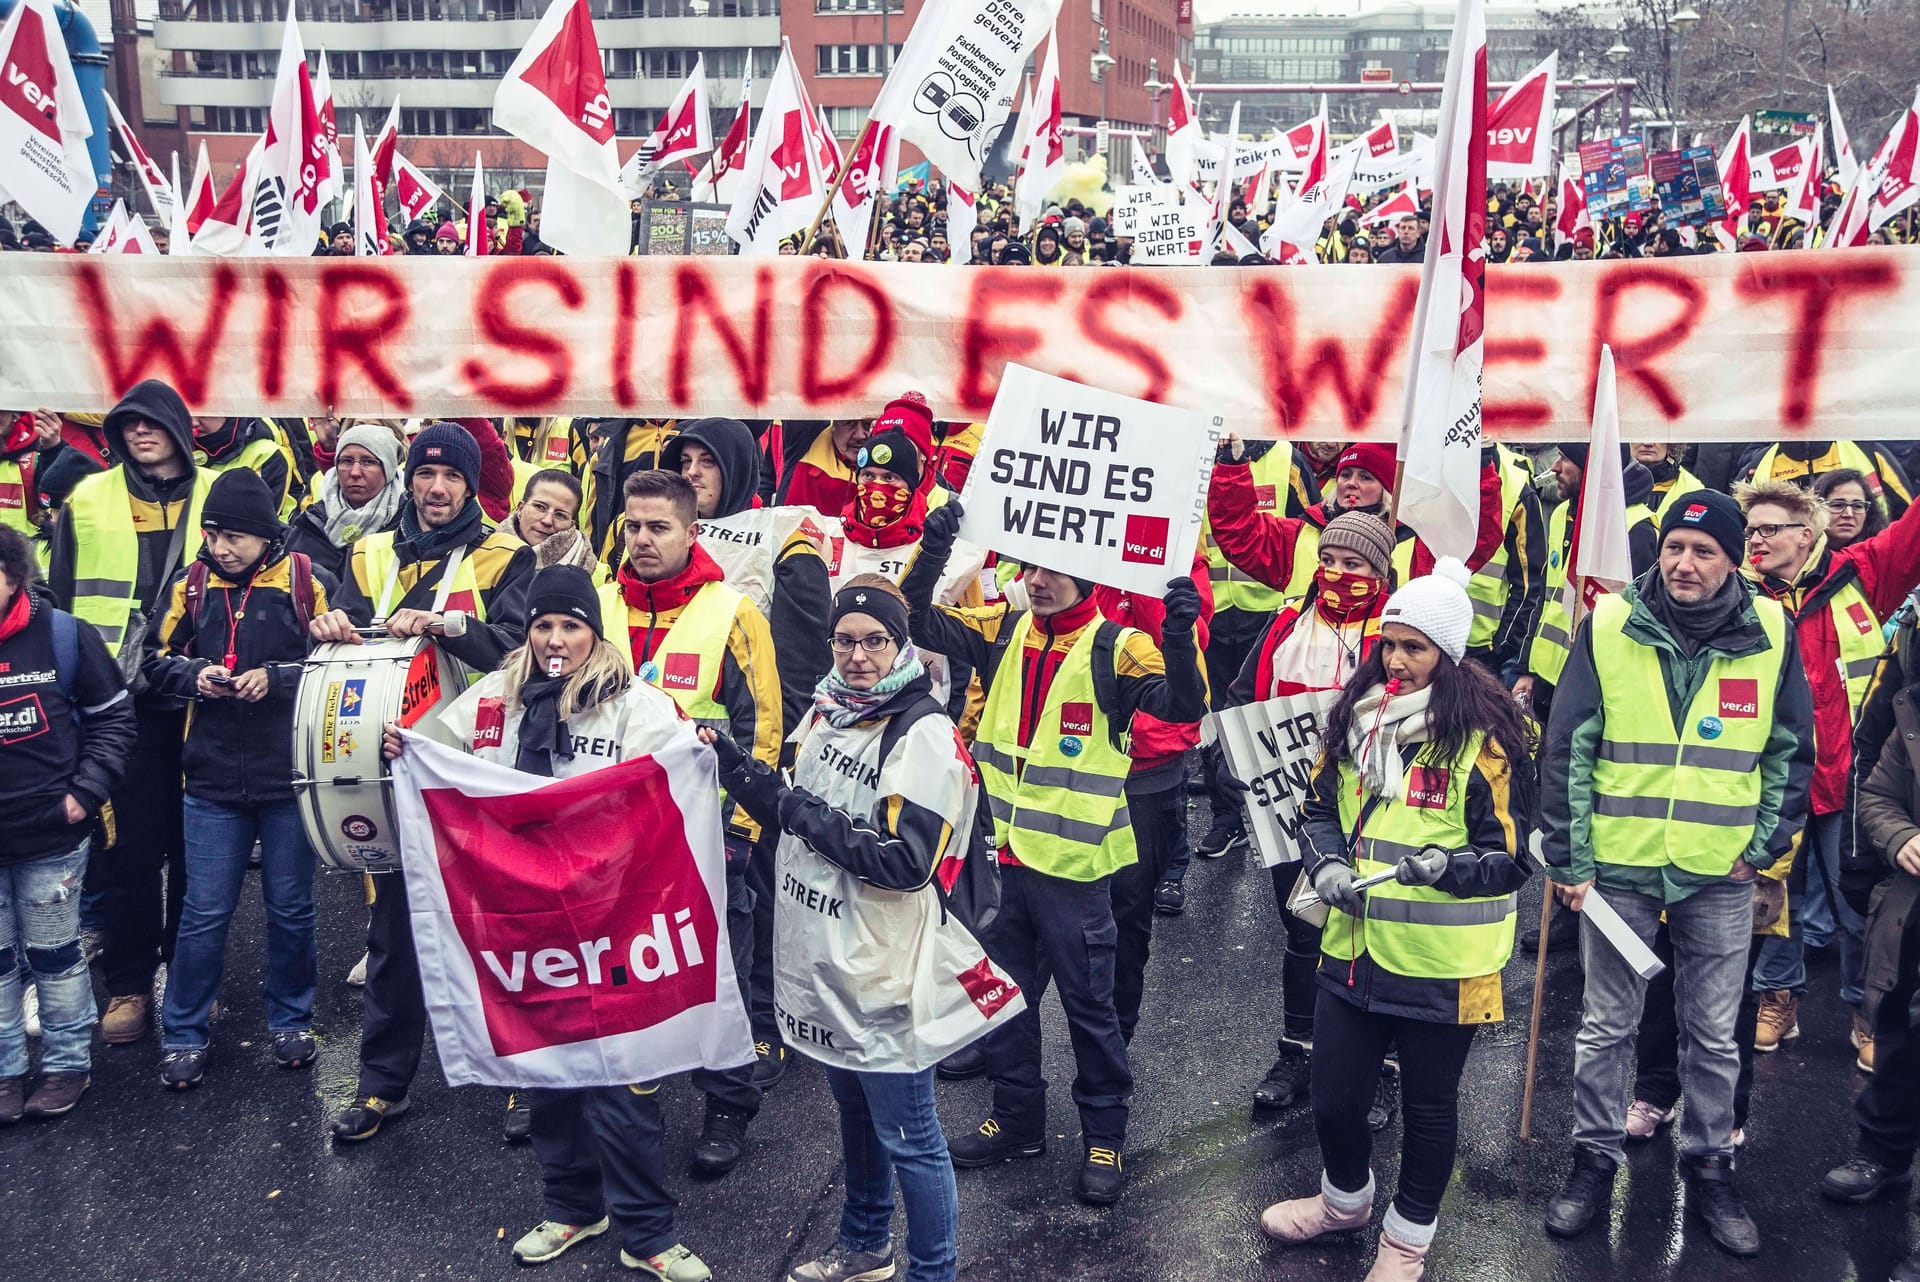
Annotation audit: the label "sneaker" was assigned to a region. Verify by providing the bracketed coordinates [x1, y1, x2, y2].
[1195, 817, 1247, 859]
[159, 1048, 208, 1091]
[331, 1094, 409, 1142]
[787, 1243, 897, 1282]
[0, 1076, 25, 1124]
[1852, 1012, 1876, 1073]
[22, 984, 39, 1039]
[750, 1041, 789, 1089]
[948, 1115, 1046, 1168]
[1545, 1149, 1617, 1238]
[503, 1091, 532, 1144]
[1686, 1154, 1760, 1257]
[22, 1072, 89, 1119]
[1367, 1064, 1399, 1132]
[1625, 1099, 1676, 1141]
[1819, 1155, 1913, 1205]
[1153, 880, 1186, 915]
[1077, 1144, 1125, 1206]
[935, 1042, 987, 1081]
[688, 1103, 751, 1179]
[272, 1030, 318, 1070]
[102, 993, 150, 1045]
[1252, 1039, 1310, 1110]
[1754, 990, 1799, 1053]
[346, 951, 368, 987]
[511, 1216, 610, 1265]
[620, 1243, 712, 1281]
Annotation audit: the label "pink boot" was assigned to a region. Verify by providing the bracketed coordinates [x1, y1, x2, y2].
[1259, 1173, 1374, 1243]
[1362, 1228, 1430, 1281]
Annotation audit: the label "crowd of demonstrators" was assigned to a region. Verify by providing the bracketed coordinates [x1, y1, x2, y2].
[16, 376, 1920, 1281]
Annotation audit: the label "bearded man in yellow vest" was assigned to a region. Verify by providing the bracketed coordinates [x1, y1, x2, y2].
[48, 379, 215, 1045]
[1541, 489, 1815, 1259]
[600, 468, 783, 1179]
[1738, 479, 1920, 1061]
[901, 498, 1207, 1207]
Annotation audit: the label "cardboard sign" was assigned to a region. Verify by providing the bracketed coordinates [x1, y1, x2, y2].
[1210, 689, 1338, 868]
[1131, 197, 1206, 265]
[958, 364, 1216, 597]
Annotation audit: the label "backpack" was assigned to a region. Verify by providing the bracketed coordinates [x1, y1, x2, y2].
[50, 606, 78, 721]
[877, 692, 1002, 938]
[183, 551, 317, 642]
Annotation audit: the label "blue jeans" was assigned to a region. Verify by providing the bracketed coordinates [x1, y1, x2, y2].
[0, 843, 94, 1076]
[162, 797, 316, 1051]
[823, 1066, 958, 1282]
[1752, 811, 1866, 1007]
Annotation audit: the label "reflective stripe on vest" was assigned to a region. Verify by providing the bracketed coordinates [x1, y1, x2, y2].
[1318, 733, 1517, 980]
[1203, 450, 1299, 613]
[1464, 451, 1531, 647]
[1752, 440, 1883, 500]
[973, 616, 1138, 881]
[206, 436, 295, 520]
[609, 579, 739, 733]
[1827, 580, 1884, 715]
[65, 466, 212, 657]
[1587, 591, 1789, 876]
[1529, 499, 1650, 687]
[359, 533, 491, 625]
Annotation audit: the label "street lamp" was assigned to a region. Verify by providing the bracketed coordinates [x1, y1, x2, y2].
[1092, 28, 1115, 141]
[1605, 39, 1631, 64]
[1144, 56, 1169, 148]
[1669, 6, 1700, 34]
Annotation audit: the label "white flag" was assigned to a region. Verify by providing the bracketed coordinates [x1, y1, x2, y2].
[1394, 0, 1486, 561]
[1014, 35, 1063, 234]
[0, 0, 97, 245]
[168, 150, 192, 255]
[1129, 146, 1158, 187]
[466, 151, 487, 256]
[1164, 60, 1202, 187]
[1830, 152, 1882, 248]
[352, 117, 382, 255]
[312, 48, 341, 208]
[867, 0, 1062, 193]
[106, 92, 174, 223]
[621, 56, 713, 196]
[694, 62, 752, 204]
[1571, 345, 1633, 607]
[1829, 83, 1857, 188]
[1361, 178, 1420, 229]
[831, 121, 896, 258]
[86, 199, 124, 253]
[392, 151, 443, 225]
[725, 42, 832, 256]
[258, 5, 330, 254]
[192, 137, 266, 256]
[948, 178, 977, 263]
[1870, 88, 1920, 232]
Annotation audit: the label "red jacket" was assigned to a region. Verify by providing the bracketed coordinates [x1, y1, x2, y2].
[1094, 551, 1214, 773]
[1235, 594, 1387, 703]
[1756, 503, 1920, 814]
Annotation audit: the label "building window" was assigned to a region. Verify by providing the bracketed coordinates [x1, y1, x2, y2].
[814, 0, 900, 11]
[815, 43, 900, 76]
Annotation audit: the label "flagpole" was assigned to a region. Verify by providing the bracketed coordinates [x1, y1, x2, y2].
[802, 118, 875, 256]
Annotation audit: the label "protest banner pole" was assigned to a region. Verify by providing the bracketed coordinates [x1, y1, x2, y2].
[802, 119, 874, 255]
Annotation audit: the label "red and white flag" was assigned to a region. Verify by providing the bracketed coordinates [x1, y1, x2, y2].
[1485, 51, 1555, 179]
[465, 151, 488, 256]
[1395, 0, 1486, 561]
[1206, 100, 1241, 249]
[183, 139, 214, 237]
[367, 99, 400, 251]
[106, 92, 174, 223]
[0, 0, 98, 245]
[724, 42, 831, 255]
[493, 0, 628, 256]
[352, 116, 383, 255]
[1751, 134, 1814, 194]
[1165, 59, 1202, 187]
[1829, 151, 1879, 248]
[1266, 108, 1357, 263]
[1554, 155, 1590, 251]
[1786, 121, 1824, 244]
[831, 120, 896, 258]
[1829, 83, 1857, 187]
[312, 49, 341, 208]
[1870, 87, 1920, 232]
[621, 56, 713, 196]
[86, 199, 123, 253]
[948, 179, 978, 263]
[1713, 115, 1754, 251]
[694, 62, 751, 204]
[393, 151, 444, 224]
[1361, 177, 1420, 228]
[1569, 344, 1633, 611]
[392, 734, 754, 1088]
[256, 5, 331, 254]
[192, 138, 267, 256]
[1014, 34, 1063, 233]
[93, 199, 159, 255]
[167, 150, 192, 255]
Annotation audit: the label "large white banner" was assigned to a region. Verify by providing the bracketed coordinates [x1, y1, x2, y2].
[392, 732, 754, 1088]
[2, 252, 1918, 443]
[957, 363, 1214, 597]
[1212, 691, 1338, 868]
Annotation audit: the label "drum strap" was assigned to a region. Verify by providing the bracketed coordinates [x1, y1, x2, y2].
[375, 545, 466, 621]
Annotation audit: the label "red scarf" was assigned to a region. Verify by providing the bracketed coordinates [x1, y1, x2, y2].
[1313, 569, 1385, 624]
[842, 480, 927, 550]
[0, 587, 30, 645]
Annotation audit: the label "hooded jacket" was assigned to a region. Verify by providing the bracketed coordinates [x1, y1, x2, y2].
[194, 417, 292, 514]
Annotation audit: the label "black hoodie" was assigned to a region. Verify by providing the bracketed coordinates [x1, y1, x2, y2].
[193, 416, 291, 512]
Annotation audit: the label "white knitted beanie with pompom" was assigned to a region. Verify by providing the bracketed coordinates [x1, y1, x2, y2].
[1380, 557, 1475, 663]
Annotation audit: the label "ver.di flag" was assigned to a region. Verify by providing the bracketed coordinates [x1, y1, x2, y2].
[391, 732, 754, 1088]
[106, 91, 174, 223]
[725, 41, 831, 255]
[621, 55, 713, 197]
[0, 0, 97, 246]
[1569, 344, 1633, 611]
[1484, 51, 1555, 179]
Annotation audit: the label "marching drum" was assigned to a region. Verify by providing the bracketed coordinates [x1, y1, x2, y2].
[292, 634, 467, 872]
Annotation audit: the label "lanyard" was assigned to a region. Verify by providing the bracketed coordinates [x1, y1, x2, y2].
[222, 581, 256, 671]
[374, 544, 466, 621]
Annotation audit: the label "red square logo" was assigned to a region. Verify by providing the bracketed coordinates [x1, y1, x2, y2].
[1719, 678, 1759, 717]
[1848, 601, 1874, 634]
[1060, 701, 1093, 737]
[1254, 483, 1278, 512]
[472, 696, 506, 750]
[955, 956, 1020, 1019]
[1121, 514, 1171, 566]
[0, 481, 22, 511]
[662, 652, 701, 692]
[0, 693, 48, 744]
[1405, 766, 1450, 809]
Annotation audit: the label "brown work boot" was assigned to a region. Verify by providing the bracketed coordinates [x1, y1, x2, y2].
[1363, 1229, 1430, 1281]
[1260, 1175, 1374, 1243]
[102, 993, 151, 1045]
[23, 1073, 90, 1119]
[1853, 1011, 1876, 1073]
[1753, 990, 1799, 1053]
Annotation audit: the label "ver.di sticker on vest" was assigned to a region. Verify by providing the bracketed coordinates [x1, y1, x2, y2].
[1405, 765, 1450, 810]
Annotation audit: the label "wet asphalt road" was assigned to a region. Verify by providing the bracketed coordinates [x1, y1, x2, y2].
[3, 796, 1916, 1282]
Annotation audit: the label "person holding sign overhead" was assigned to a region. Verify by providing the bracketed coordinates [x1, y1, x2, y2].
[1259, 561, 1535, 1282]
[900, 498, 1206, 1206]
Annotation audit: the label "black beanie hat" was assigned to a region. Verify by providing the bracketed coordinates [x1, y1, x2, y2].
[407, 421, 483, 495]
[200, 468, 283, 540]
[855, 429, 923, 493]
[831, 582, 910, 645]
[1557, 442, 1629, 471]
[525, 564, 604, 639]
[1659, 488, 1746, 562]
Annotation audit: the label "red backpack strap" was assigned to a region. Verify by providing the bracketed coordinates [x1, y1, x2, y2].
[290, 552, 316, 633]
[183, 559, 210, 625]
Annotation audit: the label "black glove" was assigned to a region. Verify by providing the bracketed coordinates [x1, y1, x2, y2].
[709, 733, 784, 822]
[1161, 576, 1201, 634]
[708, 731, 750, 776]
[920, 498, 964, 558]
[1312, 862, 1364, 916]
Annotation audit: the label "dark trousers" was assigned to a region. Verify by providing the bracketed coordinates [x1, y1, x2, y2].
[530, 1084, 678, 1258]
[982, 865, 1133, 1145]
[100, 705, 188, 998]
[357, 871, 427, 1099]
[746, 835, 781, 1049]
[1857, 899, 1920, 1169]
[1270, 865, 1323, 1043]
[1633, 920, 1760, 1127]
[1312, 988, 1477, 1227]
[1111, 782, 1187, 1041]
[690, 861, 761, 1117]
[1202, 606, 1274, 820]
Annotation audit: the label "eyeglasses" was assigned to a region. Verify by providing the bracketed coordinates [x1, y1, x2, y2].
[1825, 500, 1871, 513]
[1744, 522, 1807, 541]
[830, 635, 895, 653]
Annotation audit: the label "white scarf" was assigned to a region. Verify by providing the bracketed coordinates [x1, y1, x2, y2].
[1344, 683, 1435, 801]
[317, 470, 406, 549]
